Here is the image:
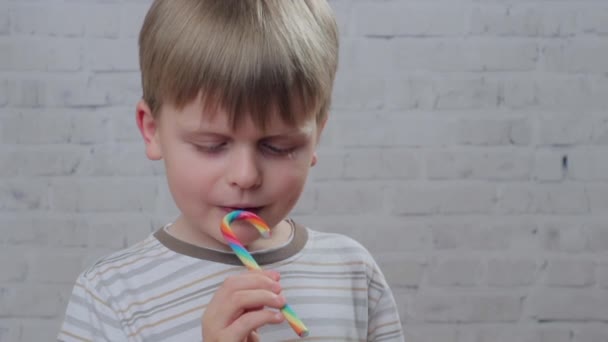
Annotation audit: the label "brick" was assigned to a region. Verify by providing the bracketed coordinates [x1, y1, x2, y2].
[120, 4, 151, 38]
[89, 73, 144, 106]
[499, 77, 537, 109]
[496, 183, 589, 214]
[579, 7, 608, 35]
[431, 223, 511, 251]
[378, 257, 425, 289]
[5, 79, 44, 107]
[0, 5, 8, 35]
[0, 249, 28, 282]
[574, 326, 608, 342]
[0, 79, 8, 106]
[386, 77, 435, 110]
[534, 150, 565, 181]
[587, 185, 608, 214]
[591, 115, 608, 144]
[10, 4, 84, 37]
[309, 150, 344, 180]
[471, 5, 576, 37]
[50, 179, 157, 212]
[333, 116, 445, 147]
[28, 250, 85, 284]
[0, 284, 70, 317]
[0, 320, 20, 342]
[340, 38, 392, 78]
[0, 180, 49, 211]
[428, 258, 483, 287]
[434, 77, 500, 110]
[86, 38, 139, 71]
[343, 148, 419, 180]
[388, 183, 495, 215]
[6, 146, 85, 177]
[0, 217, 90, 248]
[587, 224, 608, 252]
[451, 118, 531, 145]
[156, 183, 180, 216]
[569, 149, 608, 180]
[290, 186, 315, 215]
[1, 109, 109, 144]
[5, 77, 111, 108]
[487, 258, 538, 287]
[392, 39, 537, 73]
[537, 115, 594, 146]
[355, 3, 467, 36]
[0, 38, 81, 71]
[108, 106, 141, 142]
[474, 327, 572, 342]
[316, 182, 383, 214]
[19, 319, 64, 342]
[304, 218, 431, 254]
[412, 293, 522, 323]
[85, 215, 152, 250]
[325, 0, 353, 36]
[403, 326, 459, 342]
[542, 39, 608, 73]
[528, 290, 608, 321]
[75, 144, 163, 177]
[426, 148, 533, 180]
[332, 74, 385, 110]
[541, 222, 588, 253]
[0, 149, 19, 177]
[536, 75, 608, 111]
[85, 4, 121, 38]
[598, 264, 608, 289]
[545, 260, 595, 288]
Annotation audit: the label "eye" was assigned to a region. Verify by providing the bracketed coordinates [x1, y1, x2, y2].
[195, 142, 227, 153]
[261, 142, 296, 156]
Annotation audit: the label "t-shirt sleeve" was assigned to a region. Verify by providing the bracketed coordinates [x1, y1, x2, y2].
[57, 274, 127, 341]
[367, 261, 405, 342]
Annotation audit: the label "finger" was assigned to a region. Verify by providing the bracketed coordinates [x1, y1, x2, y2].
[223, 290, 286, 324]
[218, 271, 282, 296]
[243, 306, 264, 314]
[228, 309, 284, 341]
[247, 330, 260, 342]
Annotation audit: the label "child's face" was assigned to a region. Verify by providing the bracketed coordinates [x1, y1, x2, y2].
[137, 95, 322, 248]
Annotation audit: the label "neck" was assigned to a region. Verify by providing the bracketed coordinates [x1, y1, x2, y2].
[167, 216, 293, 252]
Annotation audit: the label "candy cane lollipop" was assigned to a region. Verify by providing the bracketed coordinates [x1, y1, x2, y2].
[221, 210, 310, 338]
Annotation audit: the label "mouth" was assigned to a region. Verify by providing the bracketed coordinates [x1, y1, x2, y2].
[220, 206, 264, 215]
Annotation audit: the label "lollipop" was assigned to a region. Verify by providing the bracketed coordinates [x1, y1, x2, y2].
[221, 210, 309, 338]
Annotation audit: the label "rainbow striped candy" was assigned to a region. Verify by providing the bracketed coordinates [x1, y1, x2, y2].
[221, 210, 310, 338]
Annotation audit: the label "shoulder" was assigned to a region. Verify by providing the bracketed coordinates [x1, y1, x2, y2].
[80, 232, 165, 282]
[307, 228, 370, 251]
[303, 228, 378, 272]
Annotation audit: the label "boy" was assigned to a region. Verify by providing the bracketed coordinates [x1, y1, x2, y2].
[58, 0, 404, 341]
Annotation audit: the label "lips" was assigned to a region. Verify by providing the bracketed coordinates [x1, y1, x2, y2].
[221, 206, 263, 214]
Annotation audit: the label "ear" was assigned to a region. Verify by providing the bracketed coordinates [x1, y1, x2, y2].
[136, 99, 163, 160]
[311, 117, 327, 167]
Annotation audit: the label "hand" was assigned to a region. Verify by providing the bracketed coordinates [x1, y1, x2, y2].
[202, 270, 286, 342]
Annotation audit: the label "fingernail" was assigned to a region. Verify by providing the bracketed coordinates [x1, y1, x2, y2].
[272, 282, 282, 293]
[271, 271, 280, 281]
[275, 313, 284, 321]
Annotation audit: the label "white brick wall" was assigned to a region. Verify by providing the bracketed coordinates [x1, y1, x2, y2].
[1, 0, 608, 340]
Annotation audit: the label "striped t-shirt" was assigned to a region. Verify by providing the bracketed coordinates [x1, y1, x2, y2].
[58, 221, 405, 341]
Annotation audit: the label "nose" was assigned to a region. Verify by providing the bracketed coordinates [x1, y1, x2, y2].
[226, 146, 262, 190]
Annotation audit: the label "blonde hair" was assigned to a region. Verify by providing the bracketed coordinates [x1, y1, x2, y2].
[138, 0, 339, 129]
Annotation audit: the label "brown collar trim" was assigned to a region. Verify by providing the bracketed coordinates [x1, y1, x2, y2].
[153, 219, 308, 265]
